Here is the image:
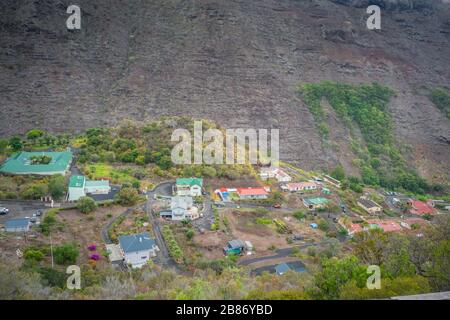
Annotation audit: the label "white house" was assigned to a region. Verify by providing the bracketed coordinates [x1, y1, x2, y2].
[259, 167, 292, 182]
[176, 178, 203, 197]
[168, 196, 199, 221]
[118, 232, 158, 268]
[284, 182, 317, 192]
[68, 175, 111, 201]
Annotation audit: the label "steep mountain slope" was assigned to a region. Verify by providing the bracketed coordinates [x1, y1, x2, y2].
[0, 0, 449, 180]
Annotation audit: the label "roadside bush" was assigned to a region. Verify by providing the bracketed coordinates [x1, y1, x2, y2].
[293, 210, 306, 220]
[115, 187, 140, 206]
[161, 226, 183, 263]
[77, 196, 97, 214]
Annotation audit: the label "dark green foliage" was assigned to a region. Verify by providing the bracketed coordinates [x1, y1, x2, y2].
[53, 243, 79, 265]
[37, 267, 67, 288]
[9, 136, 22, 151]
[26, 129, 45, 141]
[115, 187, 140, 206]
[299, 82, 429, 193]
[330, 164, 345, 181]
[77, 196, 97, 213]
[48, 174, 67, 200]
[430, 87, 450, 120]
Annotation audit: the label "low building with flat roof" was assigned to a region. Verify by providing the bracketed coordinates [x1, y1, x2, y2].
[67, 175, 111, 202]
[357, 197, 382, 215]
[0, 151, 72, 175]
[5, 218, 30, 232]
[303, 196, 328, 209]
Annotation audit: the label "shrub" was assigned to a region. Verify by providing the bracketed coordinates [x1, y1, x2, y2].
[115, 187, 140, 206]
[48, 174, 67, 200]
[24, 248, 45, 263]
[77, 196, 97, 214]
[293, 210, 306, 220]
[186, 229, 195, 240]
[54, 243, 79, 265]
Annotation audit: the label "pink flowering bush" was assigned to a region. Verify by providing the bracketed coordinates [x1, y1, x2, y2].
[90, 253, 100, 261]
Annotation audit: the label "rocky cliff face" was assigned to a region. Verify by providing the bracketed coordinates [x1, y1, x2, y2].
[1, 0, 449, 180]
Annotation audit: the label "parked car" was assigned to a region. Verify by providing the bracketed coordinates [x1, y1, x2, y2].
[273, 203, 281, 209]
[36, 209, 43, 217]
[0, 207, 9, 215]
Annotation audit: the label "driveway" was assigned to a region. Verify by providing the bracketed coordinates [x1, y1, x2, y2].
[251, 260, 306, 276]
[238, 244, 316, 266]
[146, 182, 179, 269]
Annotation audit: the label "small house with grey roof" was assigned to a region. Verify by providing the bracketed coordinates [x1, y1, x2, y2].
[118, 232, 158, 268]
[5, 218, 30, 232]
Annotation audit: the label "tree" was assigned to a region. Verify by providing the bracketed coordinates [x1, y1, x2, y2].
[53, 243, 79, 265]
[24, 249, 45, 264]
[186, 229, 195, 240]
[330, 164, 345, 181]
[352, 229, 388, 265]
[21, 183, 48, 200]
[312, 255, 367, 299]
[339, 276, 430, 300]
[26, 129, 45, 142]
[266, 191, 285, 206]
[293, 210, 306, 221]
[77, 196, 97, 214]
[48, 175, 66, 200]
[0, 139, 8, 154]
[9, 136, 22, 151]
[426, 239, 450, 291]
[115, 187, 140, 206]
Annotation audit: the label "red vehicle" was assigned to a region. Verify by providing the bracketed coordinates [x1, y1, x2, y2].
[273, 203, 282, 209]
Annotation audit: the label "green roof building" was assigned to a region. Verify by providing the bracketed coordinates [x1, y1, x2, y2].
[176, 177, 203, 187]
[303, 196, 328, 209]
[68, 175, 111, 202]
[176, 177, 203, 197]
[0, 151, 72, 175]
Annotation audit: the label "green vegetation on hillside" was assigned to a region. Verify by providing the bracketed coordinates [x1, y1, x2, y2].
[430, 87, 450, 120]
[298, 81, 430, 193]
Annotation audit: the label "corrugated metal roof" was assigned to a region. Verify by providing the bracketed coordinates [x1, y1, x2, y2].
[85, 180, 110, 187]
[69, 175, 85, 188]
[176, 177, 203, 186]
[0, 151, 72, 174]
[119, 232, 156, 253]
[5, 218, 29, 229]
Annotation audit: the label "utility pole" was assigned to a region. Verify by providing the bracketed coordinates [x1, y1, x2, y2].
[50, 232, 54, 269]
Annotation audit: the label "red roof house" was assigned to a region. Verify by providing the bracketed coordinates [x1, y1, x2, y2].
[408, 200, 436, 216]
[237, 187, 269, 199]
[367, 220, 403, 233]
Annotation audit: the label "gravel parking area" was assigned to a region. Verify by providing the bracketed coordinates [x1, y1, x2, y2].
[0, 201, 46, 224]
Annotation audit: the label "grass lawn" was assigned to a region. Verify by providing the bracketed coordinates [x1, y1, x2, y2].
[83, 163, 137, 184]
